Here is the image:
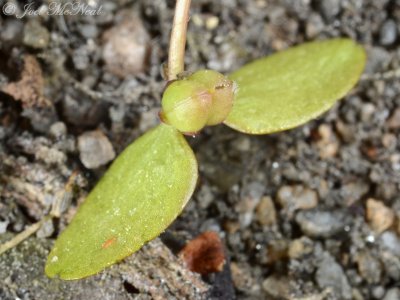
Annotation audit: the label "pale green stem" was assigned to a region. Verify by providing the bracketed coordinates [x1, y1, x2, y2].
[168, 0, 192, 81]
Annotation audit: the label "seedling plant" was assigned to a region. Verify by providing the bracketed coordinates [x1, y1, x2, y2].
[45, 0, 366, 279]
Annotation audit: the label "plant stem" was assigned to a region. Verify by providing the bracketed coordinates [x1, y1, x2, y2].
[168, 0, 191, 81]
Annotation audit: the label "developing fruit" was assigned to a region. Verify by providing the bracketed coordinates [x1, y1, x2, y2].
[160, 70, 235, 134]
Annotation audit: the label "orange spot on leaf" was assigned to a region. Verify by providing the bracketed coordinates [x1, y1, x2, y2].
[102, 237, 117, 249]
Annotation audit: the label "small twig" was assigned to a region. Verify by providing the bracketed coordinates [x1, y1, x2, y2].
[50, 170, 78, 218]
[167, 0, 192, 81]
[0, 216, 50, 256]
[0, 171, 78, 256]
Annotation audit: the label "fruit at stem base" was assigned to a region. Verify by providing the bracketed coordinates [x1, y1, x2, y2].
[160, 70, 235, 134]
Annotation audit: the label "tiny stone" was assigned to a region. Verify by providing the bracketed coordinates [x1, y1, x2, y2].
[0, 220, 9, 234]
[230, 262, 257, 292]
[380, 231, 400, 257]
[381, 252, 400, 281]
[383, 288, 400, 300]
[372, 286, 386, 299]
[233, 136, 251, 152]
[356, 251, 382, 284]
[262, 275, 291, 298]
[352, 289, 364, 300]
[36, 219, 54, 238]
[318, 0, 341, 20]
[277, 185, 318, 217]
[139, 108, 159, 132]
[72, 46, 90, 70]
[236, 182, 265, 228]
[223, 220, 240, 234]
[341, 180, 369, 206]
[255, 196, 277, 226]
[49, 122, 67, 139]
[79, 23, 99, 39]
[236, 198, 258, 228]
[377, 183, 397, 201]
[102, 11, 150, 78]
[78, 130, 116, 169]
[295, 209, 347, 238]
[196, 185, 214, 210]
[306, 13, 324, 38]
[316, 252, 352, 300]
[23, 19, 50, 49]
[206, 16, 219, 30]
[191, 14, 204, 27]
[361, 103, 376, 122]
[1, 19, 23, 44]
[316, 124, 339, 158]
[199, 219, 221, 233]
[382, 133, 397, 150]
[266, 239, 288, 264]
[387, 108, 400, 129]
[365, 47, 392, 74]
[288, 236, 314, 259]
[379, 20, 397, 46]
[366, 198, 394, 234]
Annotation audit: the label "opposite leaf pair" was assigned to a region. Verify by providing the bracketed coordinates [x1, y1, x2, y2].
[46, 38, 366, 280]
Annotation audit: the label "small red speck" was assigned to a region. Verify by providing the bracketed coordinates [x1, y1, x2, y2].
[102, 237, 117, 249]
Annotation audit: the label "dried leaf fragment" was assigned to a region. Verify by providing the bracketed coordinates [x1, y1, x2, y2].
[2, 55, 50, 107]
[179, 231, 225, 275]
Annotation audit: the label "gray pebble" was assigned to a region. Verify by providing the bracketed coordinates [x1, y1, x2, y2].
[277, 185, 318, 217]
[383, 288, 400, 300]
[262, 275, 291, 299]
[380, 231, 400, 257]
[340, 180, 369, 206]
[316, 252, 352, 300]
[78, 130, 116, 169]
[288, 236, 314, 259]
[0, 127, 5, 140]
[23, 19, 50, 49]
[79, 23, 99, 39]
[295, 209, 348, 238]
[356, 251, 382, 284]
[319, 0, 341, 20]
[49, 122, 67, 139]
[0, 221, 9, 234]
[365, 47, 392, 73]
[387, 108, 400, 129]
[36, 219, 54, 238]
[372, 286, 386, 299]
[1, 19, 23, 45]
[102, 11, 150, 78]
[196, 185, 214, 210]
[306, 13, 325, 38]
[379, 20, 397, 46]
[72, 46, 90, 70]
[381, 252, 400, 281]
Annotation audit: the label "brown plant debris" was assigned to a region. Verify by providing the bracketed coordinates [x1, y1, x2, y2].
[179, 231, 225, 275]
[2, 55, 50, 107]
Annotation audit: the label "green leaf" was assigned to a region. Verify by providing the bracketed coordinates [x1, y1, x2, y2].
[224, 38, 366, 134]
[45, 124, 198, 280]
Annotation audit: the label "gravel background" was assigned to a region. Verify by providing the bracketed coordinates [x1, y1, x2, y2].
[0, 0, 400, 299]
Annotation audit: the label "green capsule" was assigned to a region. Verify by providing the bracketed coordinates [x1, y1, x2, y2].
[160, 70, 235, 134]
[188, 70, 235, 126]
[160, 79, 212, 134]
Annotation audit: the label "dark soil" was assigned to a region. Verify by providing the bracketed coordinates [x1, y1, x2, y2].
[1, 0, 400, 299]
